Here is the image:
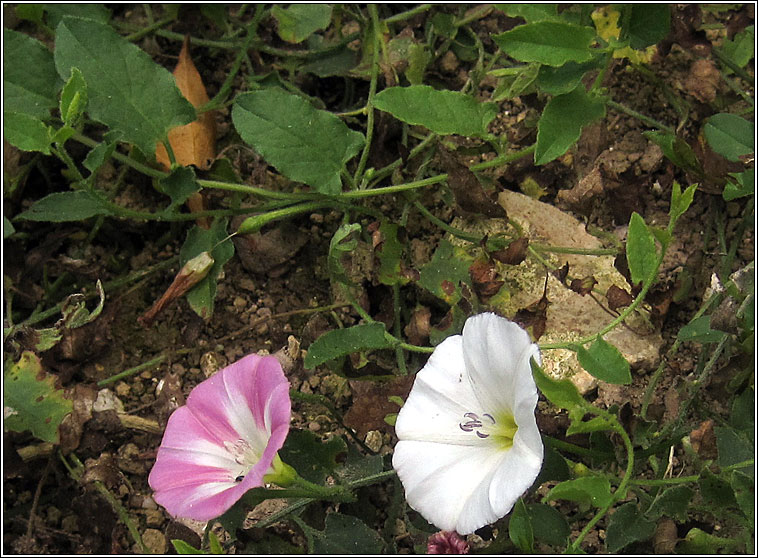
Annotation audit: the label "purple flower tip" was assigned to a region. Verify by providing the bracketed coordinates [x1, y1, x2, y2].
[427, 531, 470, 554]
[148, 353, 291, 521]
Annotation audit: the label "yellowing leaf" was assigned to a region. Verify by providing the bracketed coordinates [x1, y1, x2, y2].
[591, 6, 656, 64]
[156, 36, 216, 170]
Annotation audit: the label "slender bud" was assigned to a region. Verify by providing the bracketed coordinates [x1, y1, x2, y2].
[138, 251, 214, 327]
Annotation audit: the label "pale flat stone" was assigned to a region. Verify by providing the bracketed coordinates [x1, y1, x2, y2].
[449, 190, 664, 388]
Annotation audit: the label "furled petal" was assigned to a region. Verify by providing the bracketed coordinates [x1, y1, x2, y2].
[392, 313, 543, 535]
[462, 313, 540, 417]
[148, 354, 291, 521]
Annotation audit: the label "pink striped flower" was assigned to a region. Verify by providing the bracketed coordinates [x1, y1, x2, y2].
[148, 353, 291, 521]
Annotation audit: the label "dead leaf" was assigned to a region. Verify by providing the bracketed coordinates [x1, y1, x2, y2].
[59, 384, 98, 453]
[513, 275, 550, 340]
[404, 306, 431, 346]
[469, 259, 504, 302]
[438, 147, 507, 218]
[689, 419, 718, 460]
[606, 284, 633, 311]
[343, 376, 414, 438]
[232, 222, 308, 277]
[654, 518, 678, 554]
[569, 276, 597, 296]
[491, 237, 528, 265]
[156, 36, 216, 170]
[682, 58, 720, 104]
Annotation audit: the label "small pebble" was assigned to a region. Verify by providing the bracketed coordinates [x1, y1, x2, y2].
[141, 529, 167, 554]
[171, 363, 185, 376]
[145, 509, 164, 528]
[365, 430, 383, 453]
[308, 421, 321, 432]
[233, 296, 247, 309]
[61, 515, 78, 533]
[115, 382, 131, 398]
[46, 506, 61, 525]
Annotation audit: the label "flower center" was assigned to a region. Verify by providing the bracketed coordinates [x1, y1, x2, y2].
[458, 411, 518, 450]
[223, 438, 260, 482]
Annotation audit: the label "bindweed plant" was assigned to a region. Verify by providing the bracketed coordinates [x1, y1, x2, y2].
[3, 4, 754, 555]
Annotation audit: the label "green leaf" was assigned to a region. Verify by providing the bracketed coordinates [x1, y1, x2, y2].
[724, 168, 754, 201]
[271, 4, 332, 44]
[157, 167, 201, 212]
[232, 88, 364, 195]
[626, 212, 657, 285]
[3, 112, 52, 154]
[721, 25, 755, 69]
[208, 531, 223, 555]
[17, 191, 110, 222]
[170, 540, 205, 554]
[492, 63, 540, 101]
[545, 477, 613, 509]
[527, 503, 570, 547]
[59, 67, 87, 126]
[534, 443, 571, 485]
[4, 217, 16, 239]
[4, 29, 60, 118]
[704, 113, 755, 162]
[373, 85, 498, 138]
[4, 351, 72, 443]
[300, 46, 358, 78]
[493, 22, 596, 66]
[566, 415, 613, 436]
[677, 315, 727, 343]
[700, 467, 737, 510]
[646, 485, 694, 522]
[624, 4, 671, 49]
[669, 181, 697, 224]
[643, 131, 703, 175]
[731, 388, 754, 432]
[531, 359, 585, 417]
[15, 4, 45, 24]
[575, 337, 631, 385]
[304, 323, 393, 369]
[179, 219, 235, 320]
[54, 16, 195, 158]
[535, 86, 605, 165]
[83, 140, 117, 174]
[279, 430, 347, 484]
[376, 222, 407, 286]
[303, 512, 384, 554]
[536, 59, 600, 95]
[715, 426, 753, 474]
[604, 501, 655, 552]
[418, 239, 472, 305]
[44, 4, 111, 27]
[328, 223, 362, 283]
[335, 444, 384, 484]
[508, 499, 534, 553]
[496, 4, 561, 23]
[731, 470, 754, 523]
[677, 527, 742, 554]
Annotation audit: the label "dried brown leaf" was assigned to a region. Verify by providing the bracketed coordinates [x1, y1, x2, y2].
[155, 36, 216, 170]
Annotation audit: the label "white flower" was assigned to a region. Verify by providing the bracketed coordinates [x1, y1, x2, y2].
[392, 313, 543, 535]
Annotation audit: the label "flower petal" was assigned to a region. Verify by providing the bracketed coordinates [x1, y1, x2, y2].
[395, 335, 486, 445]
[462, 313, 540, 415]
[148, 353, 292, 521]
[393, 440, 506, 534]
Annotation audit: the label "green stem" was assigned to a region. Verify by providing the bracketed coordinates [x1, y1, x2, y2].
[353, 5, 381, 186]
[413, 201, 480, 242]
[568, 413, 634, 552]
[384, 4, 432, 24]
[468, 144, 536, 171]
[342, 175, 447, 199]
[124, 16, 175, 42]
[606, 99, 675, 134]
[543, 435, 614, 459]
[14, 255, 179, 331]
